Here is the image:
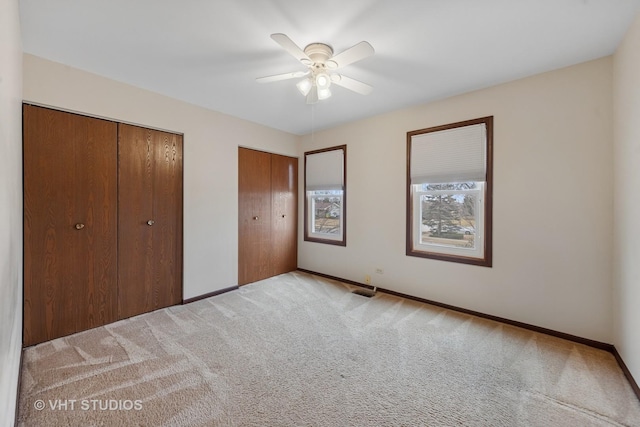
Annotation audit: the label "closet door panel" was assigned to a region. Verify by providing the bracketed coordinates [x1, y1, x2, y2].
[118, 124, 183, 319]
[238, 148, 272, 285]
[151, 130, 183, 309]
[23, 105, 117, 346]
[271, 154, 298, 276]
[117, 124, 155, 318]
[70, 114, 118, 333]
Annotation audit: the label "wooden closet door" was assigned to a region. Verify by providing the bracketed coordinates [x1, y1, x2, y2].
[23, 105, 118, 346]
[238, 148, 272, 285]
[117, 124, 183, 319]
[271, 154, 298, 276]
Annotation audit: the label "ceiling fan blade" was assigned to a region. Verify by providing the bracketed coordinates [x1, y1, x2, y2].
[329, 41, 374, 68]
[271, 33, 311, 64]
[332, 75, 373, 95]
[256, 71, 309, 83]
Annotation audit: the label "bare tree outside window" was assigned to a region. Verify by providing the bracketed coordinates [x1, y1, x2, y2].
[311, 193, 342, 235]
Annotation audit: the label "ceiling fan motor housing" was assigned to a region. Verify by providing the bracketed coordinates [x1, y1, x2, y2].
[303, 43, 337, 69]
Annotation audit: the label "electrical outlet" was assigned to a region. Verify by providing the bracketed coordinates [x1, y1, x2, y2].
[375, 268, 384, 274]
[365, 275, 371, 285]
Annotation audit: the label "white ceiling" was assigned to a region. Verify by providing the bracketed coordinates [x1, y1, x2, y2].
[19, 0, 640, 135]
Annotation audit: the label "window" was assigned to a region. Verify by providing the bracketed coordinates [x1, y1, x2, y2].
[304, 145, 346, 246]
[407, 117, 493, 266]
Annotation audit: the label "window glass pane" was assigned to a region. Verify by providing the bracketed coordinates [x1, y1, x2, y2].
[417, 181, 479, 251]
[310, 190, 342, 236]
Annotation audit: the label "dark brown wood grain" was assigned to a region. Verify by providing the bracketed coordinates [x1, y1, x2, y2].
[238, 148, 273, 285]
[238, 148, 299, 284]
[270, 154, 298, 276]
[151, 129, 183, 309]
[23, 104, 118, 346]
[117, 124, 183, 319]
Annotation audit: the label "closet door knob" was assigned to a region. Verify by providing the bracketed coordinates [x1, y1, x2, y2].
[147, 220, 155, 226]
[281, 214, 286, 218]
[75, 223, 85, 230]
[253, 216, 259, 220]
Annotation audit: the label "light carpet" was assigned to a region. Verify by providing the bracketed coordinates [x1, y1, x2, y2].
[17, 271, 640, 426]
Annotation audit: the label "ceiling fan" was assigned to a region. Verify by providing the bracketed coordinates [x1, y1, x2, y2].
[256, 33, 375, 104]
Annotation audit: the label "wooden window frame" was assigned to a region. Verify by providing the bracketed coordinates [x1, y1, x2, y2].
[406, 116, 493, 267]
[304, 145, 347, 246]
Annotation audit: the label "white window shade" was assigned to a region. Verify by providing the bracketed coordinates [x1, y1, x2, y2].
[306, 149, 344, 191]
[411, 123, 486, 184]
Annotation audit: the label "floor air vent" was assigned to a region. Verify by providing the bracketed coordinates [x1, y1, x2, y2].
[352, 287, 377, 298]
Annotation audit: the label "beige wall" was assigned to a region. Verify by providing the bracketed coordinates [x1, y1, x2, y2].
[300, 57, 614, 343]
[23, 54, 300, 300]
[613, 12, 640, 384]
[17, 12, 640, 404]
[0, 0, 23, 425]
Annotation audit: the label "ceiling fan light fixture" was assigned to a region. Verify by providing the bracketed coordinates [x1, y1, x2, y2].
[296, 78, 312, 96]
[261, 33, 374, 103]
[318, 87, 332, 100]
[316, 73, 331, 90]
